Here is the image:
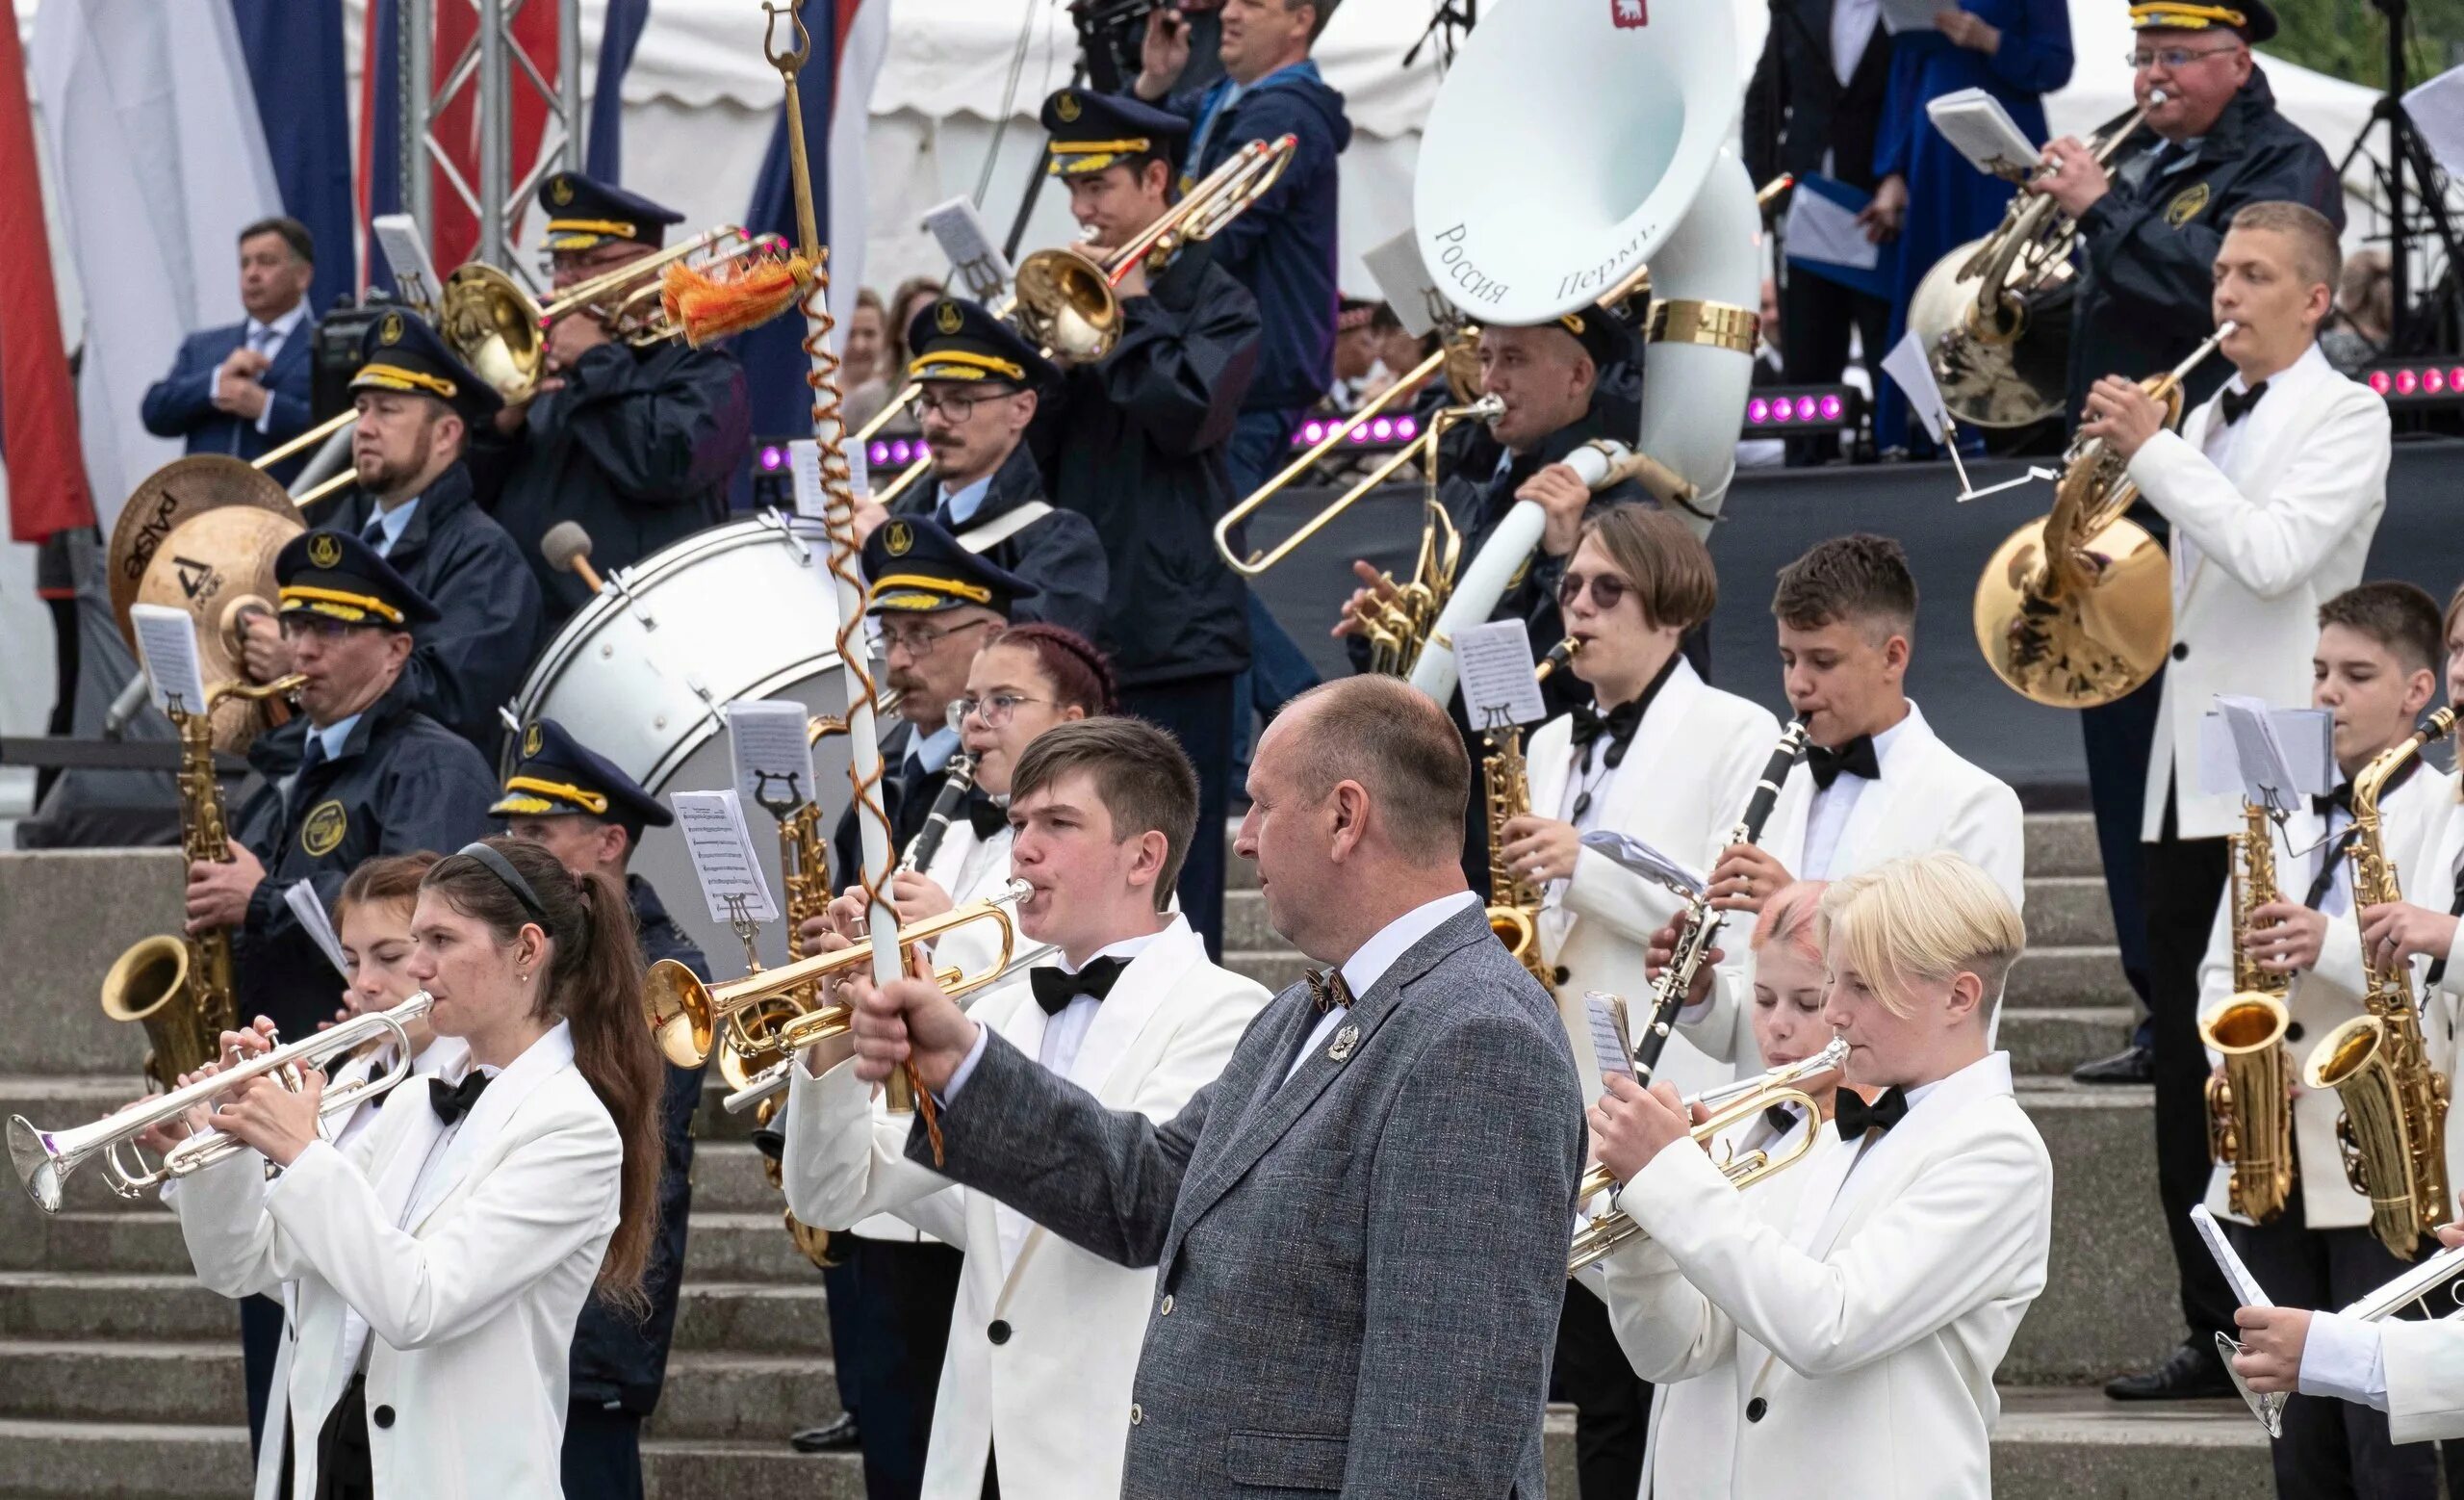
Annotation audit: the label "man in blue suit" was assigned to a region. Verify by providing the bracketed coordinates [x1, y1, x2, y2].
[141, 216, 321, 483]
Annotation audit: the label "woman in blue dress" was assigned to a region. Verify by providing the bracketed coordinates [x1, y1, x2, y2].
[1864, 0, 2074, 450]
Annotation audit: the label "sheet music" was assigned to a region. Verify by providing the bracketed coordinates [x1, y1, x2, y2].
[2213, 696, 2335, 804]
[1455, 620, 1550, 729]
[2194, 1204, 2273, 1307]
[1784, 187, 1880, 271]
[129, 604, 212, 717]
[284, 881, 351, 978]
[1927, 88, 2042, 178]
[788, 439, 828, 520]
[1585, 991, 1636, 1081]
[1362, 228, 1443, 338]
[919, 196, 1014, 302]
[1880, 0, 1938, 33]
[1579, 830, 1706, 898]
[671, 790, 780, 924]
[1882, 329, 1953, 445]
[729, 699, 820, 820]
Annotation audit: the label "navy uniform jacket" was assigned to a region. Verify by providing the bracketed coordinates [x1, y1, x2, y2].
[830, 719, 951, 899]
[315, 462, 543, 759]
[567, 874, 707, 1415]
[140, 319, 320, 484]
[228, 680, 499, 1039]
[475, 340, 752, 625]
[892, 442, 1109, 642]
[1032, 242, 1259, 686]
[1167, 62, 1352, 415]
[2066, 67, 2343, 424]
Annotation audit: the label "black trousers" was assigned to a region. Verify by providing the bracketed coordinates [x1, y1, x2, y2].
[1779, 270, 1888, 466]
[1119, 672, 1239, 959]
[561, 1403, 646, 1500]
[2233, 1192, 2447, 1499]
[2080, 675, 2165, 1010]
[309, 1372, 372, 1500]
[2144, 795, 2239, 1344]
[1550, 1280, 1650, 1500]
[832, 1235, 965, 1500]
[242, 1291, 284, 1456]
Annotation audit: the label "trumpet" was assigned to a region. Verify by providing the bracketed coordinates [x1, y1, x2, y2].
[2226, 1228, 2464, 1436]
[646, 879, 1033, 1070]
[8, 994, 433, 1213]
[1568, 1037, 1848, 1275]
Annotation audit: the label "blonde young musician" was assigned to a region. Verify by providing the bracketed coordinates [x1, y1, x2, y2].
[1590, 852, 2050, 1500]
[783, 719, 1270, 1500]
[1658, 535, 2024, 1070]
[2193, 582, 2453, 1498]
[1497, 504, 1781, 1102]
[143, 839, 667, 1500]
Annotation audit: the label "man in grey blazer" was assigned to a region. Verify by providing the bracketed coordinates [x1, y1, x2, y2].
[841, 674, 1586, 1498]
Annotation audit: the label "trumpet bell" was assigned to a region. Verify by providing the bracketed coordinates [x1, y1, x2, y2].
[646, 960, 717, 1070]
[440, 263, 547, 401]
[9, 1115, 71, 1214]
[1906, 233, 2078, 429]
[1972, 513, 2171, 709]
[1012, 246, 1121, 362]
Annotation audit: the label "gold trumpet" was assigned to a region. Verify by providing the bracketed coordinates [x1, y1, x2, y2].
[1568, 1038, 1848, 1275]
[440, 226, 793, 403]
[858, 136, 1300, 496]
[645, 879, 1033, 1070]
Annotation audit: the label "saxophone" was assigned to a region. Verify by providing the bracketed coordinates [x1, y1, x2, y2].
[1483, 638, 1578, 990]
[743, 773, 840, 1275]
[99, 675, 305, 1091]
[2200, 800, 2294, 1224]
[2304, 709, 2458, 1260]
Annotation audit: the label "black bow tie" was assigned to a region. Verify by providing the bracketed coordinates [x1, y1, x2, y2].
[1030, 955, 1127, 1015]
[1834, 1085, 1910, 1141]
[1807, 735, 1882, 790]
[428, 1071, 491, 1125]
[1763, 1102, 1801, 1136]
[1305, 967, 1353, 1016]
[1568, 697, 1645, 757]
[2314, 781, 2355, 817]
[2218, 380, 2269, 427]
[967, 795, 1009, 841]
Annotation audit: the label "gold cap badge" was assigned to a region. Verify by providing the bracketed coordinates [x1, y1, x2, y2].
[307, 532, 344, 568]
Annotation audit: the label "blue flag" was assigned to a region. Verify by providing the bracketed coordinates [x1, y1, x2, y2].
[588, 0, 652, 181]
[230, 0, 357, 316]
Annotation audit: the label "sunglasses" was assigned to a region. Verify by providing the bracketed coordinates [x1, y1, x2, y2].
[1554, 570, 1630, 612]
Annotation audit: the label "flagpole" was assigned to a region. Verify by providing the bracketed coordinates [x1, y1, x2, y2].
[763, 1, 935, 1141]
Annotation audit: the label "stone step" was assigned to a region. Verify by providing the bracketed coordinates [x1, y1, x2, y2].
[1989, 1388, 2271, 1499]
[680, 1212, 836, 1283]
[2002, 1008, 2136, 1079]
[2009, 1080, 2177, 1384]
[673, 1282, 834, 1356]
[2006, 945, 2133, 1011]
[647, 1351, 843, 1441]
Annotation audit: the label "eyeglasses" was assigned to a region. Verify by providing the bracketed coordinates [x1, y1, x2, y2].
[1554, 570, 1631, 613]
[880, 616, 994, 658]
[956, 691, 1048, 727]
[279, 615, 378, 643]
[2127, 43, 2241, 69]
[915, 387, 1015, 422]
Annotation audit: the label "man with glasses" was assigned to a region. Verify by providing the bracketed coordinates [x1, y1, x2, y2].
[254, 314, 540, 757]
[876, 297, 1107, 640]
[476, 171, 752, 627]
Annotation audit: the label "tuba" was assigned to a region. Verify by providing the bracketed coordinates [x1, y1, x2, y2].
[2200, 799, 2294, 1224]
[1399, 0, 1761, 708]
[1909, 107, 2148, 428]
[1972, 326, 2230, 709]
[2304, 710, 2458, 1260]
[1481, 638, 1580, 988]
[100, 675, 306, 1090]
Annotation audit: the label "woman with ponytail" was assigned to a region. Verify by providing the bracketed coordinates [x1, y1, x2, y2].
[146, 836, 665, 1499]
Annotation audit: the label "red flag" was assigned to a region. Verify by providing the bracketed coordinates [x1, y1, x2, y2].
[425, 2, 559, 273]
[0, 0, 93, 542]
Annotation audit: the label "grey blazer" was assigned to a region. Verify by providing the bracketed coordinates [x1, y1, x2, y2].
[909, 903, 1586, 1498]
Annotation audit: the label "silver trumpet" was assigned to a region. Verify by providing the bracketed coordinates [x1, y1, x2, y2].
[718, 940, 1065, 1115]
[2225, 1232, 2464, 1436]
[7, 993, 434, 1213]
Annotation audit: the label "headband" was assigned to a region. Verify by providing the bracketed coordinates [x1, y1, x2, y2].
[457, 841, 549, 923]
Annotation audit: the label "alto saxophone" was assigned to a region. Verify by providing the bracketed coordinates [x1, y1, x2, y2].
[743, 772, 840, 1275]
[2200, 800, 2294, 1223]
[2304, 709, 2458, 1260]
[99, 675, 306, 1090]
[1484, 638, 1578, 990]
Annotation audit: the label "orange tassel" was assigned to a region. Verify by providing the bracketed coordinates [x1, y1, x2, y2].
[662, 253, 813, 347]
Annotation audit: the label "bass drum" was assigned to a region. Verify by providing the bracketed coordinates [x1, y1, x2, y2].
[502, 512, 855, 971]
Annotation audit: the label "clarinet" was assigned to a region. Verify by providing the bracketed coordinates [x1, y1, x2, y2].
[1630, 720, 1812, 1086]
[897, 754, 980, 877]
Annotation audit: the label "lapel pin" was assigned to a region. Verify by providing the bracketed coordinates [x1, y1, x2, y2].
[1327, 1024, 1359, 1062]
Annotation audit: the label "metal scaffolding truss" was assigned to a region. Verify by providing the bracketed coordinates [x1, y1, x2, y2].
[396, 0, 583, 287]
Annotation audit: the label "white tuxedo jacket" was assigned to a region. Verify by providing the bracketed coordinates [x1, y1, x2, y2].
[2367, 773, 2464, 1191]
[781, 918, 1268, 1500]
[2195, 768, 2451, 1228]
[1679, 703, 2024, 1068]
[1595, 1054, 2051, 1499]
[2381, 1316, 2464, 1444]
[1525, 660, 1782, 1100]
[2124, 343, 2391, 841]
[169, 1022, 619, 1500]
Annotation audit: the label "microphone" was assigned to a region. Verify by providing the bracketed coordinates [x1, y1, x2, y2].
[540, 522, 605, 594]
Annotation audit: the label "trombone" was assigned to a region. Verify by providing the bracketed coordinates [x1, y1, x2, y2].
[1222, 393, 1502, 581]
[862, 136, 1299, 506]
[646, 879, 1033, 1071]
[1567, 1038, 1847, 1275]
[7, 994, 433, 1214]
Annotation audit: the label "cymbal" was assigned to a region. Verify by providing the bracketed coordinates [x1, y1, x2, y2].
[107, 456, 296, 647]
[135, 506, 303, 754]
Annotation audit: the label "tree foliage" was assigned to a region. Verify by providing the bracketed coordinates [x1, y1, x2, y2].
[2263, 0, 2464, 89]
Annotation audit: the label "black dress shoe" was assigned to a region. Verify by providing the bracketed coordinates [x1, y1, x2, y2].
[790, 1413, 861, 1453]
[2104, 1337, 2235, 1401]
[2072, 1044, 2155, 1086]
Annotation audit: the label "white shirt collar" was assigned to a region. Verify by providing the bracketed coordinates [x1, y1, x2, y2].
[1869, 699, 1920, 769]
[2220, 340, 2331, 398]
[1063, 914, 1184, 974]
[1894, 1049, 2010, 1114]
[939, 474, 996, 526]
[246, 302, 308, 346]
[1339, 891, 1482, 1000]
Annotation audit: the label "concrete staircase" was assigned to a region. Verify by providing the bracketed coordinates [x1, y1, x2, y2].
[0, 822, 2268, 1498]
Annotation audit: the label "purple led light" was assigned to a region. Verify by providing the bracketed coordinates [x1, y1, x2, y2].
[758, 446, 785, 472]
[1396, 416, 1418, 439]
[1793, 395, 1817, 421]
[1818, 393, 1844, 421]
[1348, 425, 1370, 443]
[1304, 422, 1327, 444]
[1748, 398, 1771, 425]
[2429, 368, 2450, 395]
[2371, 370, 2394, 395]
[1370, 418, 1395, 441]
[2398, 368, 2421, 396]
[1771, 400, 1794, 424]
